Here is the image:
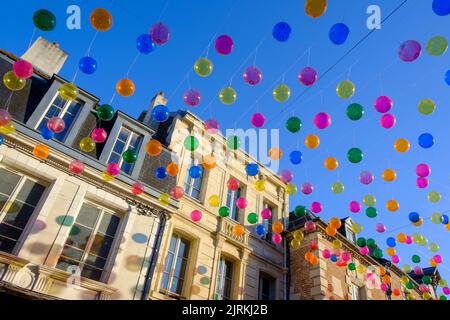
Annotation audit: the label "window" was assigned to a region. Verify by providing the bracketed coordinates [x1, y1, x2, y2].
[226, 183, 242, 222]
[259, 272, 276, 300]
[350, 283, 367, 300]
[0, 168, 46, 254]
[262, 202, 275, 242]
[160, 234, 190, 298]
[36, 95, 82, 142]
[56, 203, 121, 282]
[345, 224, 356, 244]
[107, 127, 143, 175]
[215, 257, 234, 300]
[184, 159, 203, 200]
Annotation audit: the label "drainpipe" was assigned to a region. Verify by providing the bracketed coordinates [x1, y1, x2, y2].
[141, 213, 167, 300]
[285, 234, 290, 300]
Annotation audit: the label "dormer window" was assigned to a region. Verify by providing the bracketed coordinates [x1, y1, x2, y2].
[107, 127, 143, 175]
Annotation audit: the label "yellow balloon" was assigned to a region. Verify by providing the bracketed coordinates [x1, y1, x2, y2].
[394, 138, 410, 153]
[426, 36, 448, 56]
[0, 121, 16, 135]
[255, 179, 265, 191]
[208, 194, 220, 207]
[194, 57, 213, 77]
[446, 223, 450, 231]
[351, 222, 363, 234]
[290, 239, 301, 249]
[79, 137, 96, 153]
[293, 230, 304, 241]
[332, 239, 342, 249]
[418, 99, 436, 115]
[285, 183, 297, 196]
[386, 199, 399, 212]
[336, 80, 355, 99]
[273, 83, 290, 102]
[400, 276, 409, 285]
[427, 191, 441, 203]
[324, 157, 339, 170]
[356, 265, 365, 274]
[382, 168, 397, 182]
[219, 86, 237, 105]
[305, 0, 327, 18]
[159, 193, 171, 206]
[59, 82, 78, 100]
[305, 134, 320, 149]
[363, 194, 376, 206]
[101, 171, 115, 182]
[3, 71, 26, 91]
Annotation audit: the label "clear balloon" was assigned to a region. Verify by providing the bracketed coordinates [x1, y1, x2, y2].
[243, 66, 262, 85]
[183, 89, 201, 107]
[47, 116, 65, 133]
[298, 66, 317, 86]
[150, 22, 170, 45]
[329, 23, 350, 45]
[272, 22, 292, 42]
[194, 57, 213, 77]
[273, 83, 290, 102]
[215, 35, 234, 55]
[3, 71, 26, 91]
[399, 40, 422, 62]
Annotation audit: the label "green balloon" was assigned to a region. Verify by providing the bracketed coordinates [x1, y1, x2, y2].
[122, 149, 137, 163]
[347, 147, 363, 163]
[356, 237, 366, 248]
[412, 254, 421, 263]
[294, 205, 307, 218]
[405, 282, 414, 290]
[439, 295, 448, 300]
[365, 207, 378, 218]
[417, 99, 435, 115]
[348, 262, 356, 271]
[373, 247, 383, 259]
[331, 182, 344, 194]
[33, 9, 56, 31]
[286, 117, 302, 133]
[426, 36, 448, 56]
[97, 104, 115, 121]
[247, 213, 258, 224]
[402, 264, 412, 273]
[346, 103, 364, 121]
[219, 206, 229, 217]
[431, 212, 443, 224]
[422, 276, 432, 285]
[184, 135, 199, 151]
[366, 238, 376, 249]
[226, 135, 240, 150]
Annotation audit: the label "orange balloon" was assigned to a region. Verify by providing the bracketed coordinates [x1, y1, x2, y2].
[166, 162, 179, 177]
[394, 138, 410, 153]
[90, 8, 112, 32]
[305, 134, 320, 149]
[272, 221, 284, 234]
[382, 275, 391, 285]
[429, 258, 438, 267]
[379, 266, 386, 276]
[326, 225, 337, 237]
[202, 154, 217, 170]
[329, 217, 342, 229]
[233, 224, 245, 237]
[446, 223, 450, 231]
[310, 255, 319, 265]
[324, 157, 338, 170]
[268, 147, 282, 160]
[146, 139, 162, 156]
[116, 78, 135, 97]
[305, 251, 313, 262]
[33, 144, 50, 160]
[386, 247, 396, 257]
[397, 233, 407, 243]
[305, 0, 327, 18]
[413, 218, 423, 227]
[386, 199, 399, 212]
[382, 168, 397, 182]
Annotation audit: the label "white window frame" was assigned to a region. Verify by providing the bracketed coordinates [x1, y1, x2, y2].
[107, 127, 143, 175]
[215, 257, 234, 300]
[184, 159, 203, 200]
[345, 224, 356, 244]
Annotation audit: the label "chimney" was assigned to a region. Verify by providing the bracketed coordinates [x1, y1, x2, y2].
[142, 92, 168, 130]
[21, 36, 68, 76]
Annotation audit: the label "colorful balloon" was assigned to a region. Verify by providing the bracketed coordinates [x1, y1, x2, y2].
[243, 66, 262, 85]
[219, 206, 230, 218]
[191, 210, 202, 222]
[91, 128, 107, 143]
[347, 147, 363, 163]
[33, 9, 56, 31]
[359, 171, 374, 185]
[13, 60, 33, 79]
[382, 169, 397, 182]
[314, 112, 331, 129]
[285, 183, 297, 195]
[245, 163, 259, 177]
[208, 194, 220, 207]
[3, 71, 26, 91]
[336, 80, 355, 99]
[305, 0, 327, 18]
[386, 199, 399, 212]
[268, 147, 282, 160]
[416, 163, 431, 177]
[289, 150, 303, 165]
[247, 212, 258, 224]
[0, 121, 16, 135]
[280, 169, 294, 184]
[286, 116, 301, 133]
[90, 8, 112, 32]
[346, 103, 364, 120]
[324, 157, 338, 170]
[131, 182, 145, 195]
[97, 104, 114, 121]
[202, 155, 216, 170]
[272, 221, 284, 234]
[298, 66, 317, 86]
[380, 114, 396, 129]
[418, 133, 435, 149]
[219, 87, 237, 105]
[189, 165, 202, 179]
[116, 79, 135, 97]
[428, 191, 441, 203]
[150, 22, 170, 45]
[183, 89, 201, 107]
[426, 36, 448, 56]
[69, 160, 85, 175]
[374, 96, 393, 113]
[32, 144, 50, 160]
[136, 34, 155, 54]
[349, 201, 361, 213]
[416, 177, 429, 189]
[227, 177, 240, 191]
[205, 118, 220, 134]
[0, 109, 11, 126]
[255, 180, 265, 191]
[331, 182, 344, 194]
[251, 113, 266, 128]
[146, 139, 162, 156]
[122, 149, 137, 164]
[256, 224, 266, 236]
[159, 193, 171, 205]
[273, 83, 290, 102]
[194, 57, 213, 77]
[418, 99, 436, 115]
[79, 137, 95, 153]
[79, 56, 97, 74]
[227, 135, 240, 150]
[184, 135, 199, 151]
[40, 127, 54, 140]
[215, 35, 234, 55]
[106, 162, 121, 176]
[272, 22, 291, 42]
[399, 40, 422, 62]
[329, 23, 350, 45]
[432, 0, 450, 16]
[151, 104, 169, 122]
[310, 202, 322, 214]
[261, 208, 271, 219]
[301, 182, 314, 195]
[394, 138, 410, 153]
[47, 116, 65, 133]
[294, 205, 307, 218]
[305, 134, 320, 149]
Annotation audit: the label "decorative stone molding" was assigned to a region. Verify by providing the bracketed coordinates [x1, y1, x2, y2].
[127, 199, 169, 219]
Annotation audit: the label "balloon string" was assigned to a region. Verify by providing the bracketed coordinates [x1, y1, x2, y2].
[4, 92, 14, 111]
[27, 27, 37, 50]
[228, 36, 266, 85]
[126, 52, 141, 77]
[157, 0, 170, 22]
[379, 73, 384, 95]
[307, 47, 311, 66]
[109, 92, 116, 105]
[86, 31, 99, 57]
[347, 65, 352, 79]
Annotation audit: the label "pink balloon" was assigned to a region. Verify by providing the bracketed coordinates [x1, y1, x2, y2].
[106, 162, 121, 176]
[0, 108, 12, 126]
[91, 128, 107, 143]
[183, 89, 201, 107]
[374, 96, 393, 113]
[380, 283, 389, 292]
[298, 66, 317, 86]
[150, 22, 170, 45]
[304, 220, 316, 232]
[170, 186, 184, 200]
[243, 66, 262, 85]
[414, 266, 423, 275]
[405, 235, 413, 244]
[416, 163, 431, 177]
[313, 112, 331, 129]
[443, 287, 450, 295]
[280, 169, 294, 184]
[205, 118, 220, 134]
[416, 177, 429, 188]
[375, 223, 386, 233]
[272, 233, 282, 244]
[391, 255, 400, 264]
[399, 40, 421, 62]
[250, 112, 266, 128]
[47, 116, 65, 133]
[69, 160, 85, 175]
[190, 209, 202, 222]
[349, 201, 361, 213]
[131, 182, 144, 195]
[341, 252, 351, 262]
[380, 113, 396, 129]
[261, 208, 271, 219]
[236, 197, 248, 209]
[359, 171, 374, 185]
[419, 284, 429, 293]
[215, 35, 234, 55]
[322, 249, 331, 259]
[301, 182, 314, 195]
[359, 246, 369, 255]
[310, 201, 322, 214]
[13, 60, 33, 79]
[227, 177, 240, 191]
[433, 255, 442, 264]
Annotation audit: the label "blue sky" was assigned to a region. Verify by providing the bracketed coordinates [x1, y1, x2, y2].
[1, 0, 450, 293]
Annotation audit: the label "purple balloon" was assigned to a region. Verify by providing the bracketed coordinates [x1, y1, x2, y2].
[150, 22, 170, 45]
[416, 177, 429, 188]
[280, 169, 294, 184]
[298, 66, 317, 86]
[399, 40, 421, 62]
[301, 182, 314, 195]
[374, 96, 393, 113]
[380, 113, 396, 129]
[310, 201, 322, 214]
[349, 201, 361, 213]
[359, 171, 374, 185]
[243, 66, 262, 85]
[375, 223, 386, 233]
[215, 35, 234, 55]
[205, 118, 220, 134]
[313, 112, 331, 129]
[250, 112, 266, 128]
[183, 89, 201, 107]
[416, 163, 431, 177]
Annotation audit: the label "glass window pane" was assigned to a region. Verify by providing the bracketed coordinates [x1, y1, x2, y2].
[97, 213, 120, 236]
[0, 222, 22, 241]
[15, 180, 45, 206]
[81, 265, 103, 281]
[65, 224, 92, 251]
[76, 204, 100, 228]
[85, 253, 106, 269]
[121, 162, 133, 175]
[0, 168, 21, 197]
[112, 140, 125, 155]
[55, 256, 79, 272]
[66, 101, 82, 115]
[3, 202, 35, 229]
[61, 245, 84, 261]
[169, 235, 177, 252]
[161, 273, 170, 290]
[129, 134, 143, 150]
[89, 234, 114, 259]
[0, 234, 17, 253]
[0, 194, 9, 213]
[118, 128, 129, 142]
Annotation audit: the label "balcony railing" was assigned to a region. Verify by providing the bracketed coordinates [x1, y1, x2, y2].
[218, 218, 249, 246]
